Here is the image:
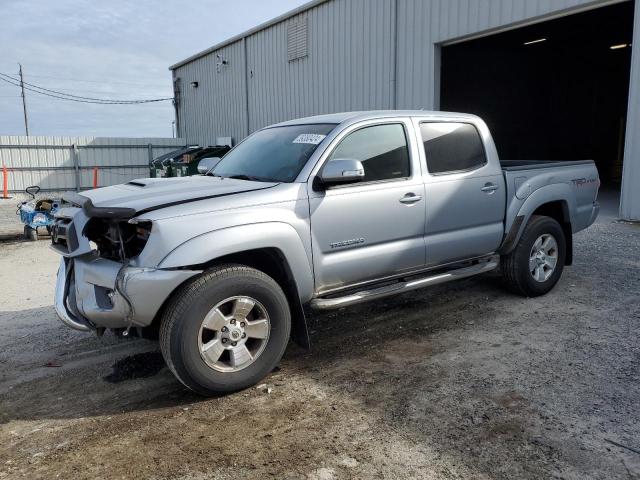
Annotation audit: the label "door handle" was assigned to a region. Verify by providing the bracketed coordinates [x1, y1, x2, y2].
[481, 183, 499, 193]
[399, 193, 423, 204]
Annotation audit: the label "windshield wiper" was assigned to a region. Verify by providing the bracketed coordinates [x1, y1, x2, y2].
[226, 174, 277, 182]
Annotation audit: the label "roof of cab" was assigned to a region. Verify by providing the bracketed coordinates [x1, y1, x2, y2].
[270, 110, 480, 128]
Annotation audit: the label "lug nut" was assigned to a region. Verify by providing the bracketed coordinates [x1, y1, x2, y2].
[221, 326, 228, 332]
[242, 333, 246, 338]
[230, 319, 236, 325]
[240, 322, 245, 327]
[231, 341, 237, 346]
[222, 338, 228, 344]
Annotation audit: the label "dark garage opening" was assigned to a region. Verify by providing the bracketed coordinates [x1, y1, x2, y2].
[440, 1, 634, 187]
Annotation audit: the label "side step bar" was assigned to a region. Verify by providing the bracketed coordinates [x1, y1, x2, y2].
[310, 256, 499, 310]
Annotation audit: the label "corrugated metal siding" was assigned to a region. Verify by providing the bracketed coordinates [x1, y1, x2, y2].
[395, 0, 604, 110]
[175, 41, 247, 146]
[620, 0, 640, 220]
[245, 0, 395, 133]
[0, 136, 185, 193]
[174, 0, 613, 141]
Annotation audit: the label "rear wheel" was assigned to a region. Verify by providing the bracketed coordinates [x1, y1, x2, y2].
[24, 225, 38, 241]
[160, 264, 291, 396]
[501, 215, 566, 297]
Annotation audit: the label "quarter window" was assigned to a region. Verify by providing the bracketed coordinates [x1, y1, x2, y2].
[420, 123, 486, 174]
[328, 123, 410, 182]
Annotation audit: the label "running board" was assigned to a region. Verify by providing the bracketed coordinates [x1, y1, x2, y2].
[310, 256, 499, 310]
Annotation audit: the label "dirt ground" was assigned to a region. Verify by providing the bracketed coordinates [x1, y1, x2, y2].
[0, 192, 639, 480]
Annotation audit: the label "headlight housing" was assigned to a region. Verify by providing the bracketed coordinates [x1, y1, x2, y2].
[84, 218, 152, 261]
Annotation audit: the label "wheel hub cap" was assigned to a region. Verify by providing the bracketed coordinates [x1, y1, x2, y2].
[222, 325, 244, 343]
[197, 296, 271, 372]
[529, 233, 558, 283]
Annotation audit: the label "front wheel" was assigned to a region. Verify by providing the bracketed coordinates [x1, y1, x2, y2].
[160, 265, 291, 396]
[501, 215, 566, 297]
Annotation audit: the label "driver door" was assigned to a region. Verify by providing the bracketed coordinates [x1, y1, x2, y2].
[308, 119, 426, 293]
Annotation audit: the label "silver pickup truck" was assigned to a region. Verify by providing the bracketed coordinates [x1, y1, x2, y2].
[51, 110, 600, 395]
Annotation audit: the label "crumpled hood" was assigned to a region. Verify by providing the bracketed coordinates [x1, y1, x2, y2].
[77, 176, 278, 214]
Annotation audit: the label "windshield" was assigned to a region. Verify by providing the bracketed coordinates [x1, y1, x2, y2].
[212, 124, 336, 182]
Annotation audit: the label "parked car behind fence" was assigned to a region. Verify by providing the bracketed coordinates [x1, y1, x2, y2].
[150, 145, 231, 178]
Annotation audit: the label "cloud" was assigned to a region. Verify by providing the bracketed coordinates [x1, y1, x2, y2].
[0, 0, 308, 137]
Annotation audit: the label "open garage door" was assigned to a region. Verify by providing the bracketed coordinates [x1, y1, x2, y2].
[440, 1, 634, 187]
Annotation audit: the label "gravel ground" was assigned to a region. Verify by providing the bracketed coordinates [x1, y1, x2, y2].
[0, 192, 638, 479]
[0, 200, 24, 240]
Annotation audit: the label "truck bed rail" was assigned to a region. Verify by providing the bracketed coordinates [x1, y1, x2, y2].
[501, 160, 595, 171]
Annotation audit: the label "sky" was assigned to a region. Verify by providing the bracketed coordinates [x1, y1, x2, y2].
[0, 0, 308, 138]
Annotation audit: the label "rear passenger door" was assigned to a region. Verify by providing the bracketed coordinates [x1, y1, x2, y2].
[416, 121, 505, 266]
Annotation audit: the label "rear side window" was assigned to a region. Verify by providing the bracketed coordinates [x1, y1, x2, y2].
[420, 123, 486, 174]
[328, 123, 410, 182]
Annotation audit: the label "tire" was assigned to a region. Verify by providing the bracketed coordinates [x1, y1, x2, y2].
[24, 225, 38, 241]
[501, 215, 566, 297]
[160, 264, 291, 396]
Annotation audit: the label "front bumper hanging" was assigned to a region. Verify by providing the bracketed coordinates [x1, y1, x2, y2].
[51, 199, 202, 332]
[54, 258, 92, 331]
[54, 256, 201, 331]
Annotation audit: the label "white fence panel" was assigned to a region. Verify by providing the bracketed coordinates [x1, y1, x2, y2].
[0, 136, 186, 193]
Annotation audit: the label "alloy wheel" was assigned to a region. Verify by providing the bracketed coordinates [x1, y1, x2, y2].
[529, 233, 558, 282]
[197, 296, 271, 372]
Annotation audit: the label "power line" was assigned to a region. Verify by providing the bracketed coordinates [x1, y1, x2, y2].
[0, 74, 153, 104]
[0, 72, 173, 104]
[23, 72, 170, 88]
[0, 72, 173, 103]
[1, 82, 170, 97]
[0, 84, 170, 97]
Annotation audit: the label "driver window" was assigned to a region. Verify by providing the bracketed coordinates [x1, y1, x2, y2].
[328, 123, 410, 182]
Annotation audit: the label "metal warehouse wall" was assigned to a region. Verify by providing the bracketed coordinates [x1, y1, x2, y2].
[173, 0, 612, 141]
[0, 136, 186, 193]
[176, 41, 248, 147]
[396, 0, 618, 109]
[174, 0, 396, 145]
[246, 0, 395, 132]
[172, 0, 640, 220]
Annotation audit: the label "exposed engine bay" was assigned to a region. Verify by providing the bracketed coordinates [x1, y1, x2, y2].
[83, 219, 152, 261]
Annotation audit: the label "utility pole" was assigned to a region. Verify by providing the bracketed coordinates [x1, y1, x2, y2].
[18, 63, 29, 136]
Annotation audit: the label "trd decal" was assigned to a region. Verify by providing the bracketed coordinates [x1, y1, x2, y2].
[571, 177, 598, 186]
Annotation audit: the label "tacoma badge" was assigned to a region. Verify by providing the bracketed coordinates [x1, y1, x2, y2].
[330, 238, 365, 249]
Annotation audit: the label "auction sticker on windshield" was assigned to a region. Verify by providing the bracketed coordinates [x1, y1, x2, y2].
[293, 134, 326, 145]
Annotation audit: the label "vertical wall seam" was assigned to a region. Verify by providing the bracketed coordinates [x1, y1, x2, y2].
[392, 0, 399, 108]
[243, 36, 250, 137]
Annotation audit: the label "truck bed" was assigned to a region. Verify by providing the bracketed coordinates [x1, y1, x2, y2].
[500, 159, 599, 237]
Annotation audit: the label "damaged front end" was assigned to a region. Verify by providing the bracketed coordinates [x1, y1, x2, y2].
[83, 217, 152, 262]
[51, 193, 200, 333]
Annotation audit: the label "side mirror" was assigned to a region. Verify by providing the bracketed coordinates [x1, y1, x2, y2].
[197, 157, 222, 174]
[319, 158, 365, 186]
